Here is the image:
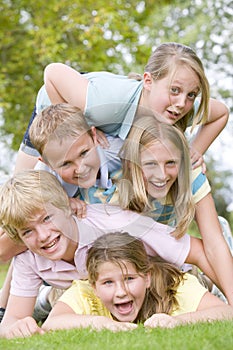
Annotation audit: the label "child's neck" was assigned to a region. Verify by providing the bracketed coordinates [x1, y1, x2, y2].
[63, 216, 79, 264]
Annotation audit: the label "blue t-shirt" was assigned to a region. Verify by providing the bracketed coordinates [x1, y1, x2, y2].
[21, 72, 143, 156]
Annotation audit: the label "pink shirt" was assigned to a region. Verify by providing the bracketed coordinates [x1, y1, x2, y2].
[11, 204, 190, 297]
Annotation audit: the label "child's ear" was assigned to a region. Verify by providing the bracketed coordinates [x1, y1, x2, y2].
[145, 272, 151, 289]
[143, 72, 153, 91]
[91, 126, 98, 145]
[38, 156, 48, 165]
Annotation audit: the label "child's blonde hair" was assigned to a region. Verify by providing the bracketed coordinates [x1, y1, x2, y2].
[87, 232, 184, 322]
[0, 170, 71, 242]
[129, 42, 209, 131]
[29, 103, 92, 158]
[119, 116, 194, 238]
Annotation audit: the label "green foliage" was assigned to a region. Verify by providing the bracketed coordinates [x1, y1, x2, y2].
[0, 0, 172, 149]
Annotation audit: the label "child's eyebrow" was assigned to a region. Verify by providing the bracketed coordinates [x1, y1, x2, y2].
[57, 159, 70, 167]
[171, 80, 200, 92]
[19, 212, 46, 230]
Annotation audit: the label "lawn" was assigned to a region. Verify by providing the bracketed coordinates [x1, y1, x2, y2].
[1, 263, 233, 350]
[1, 322, 233, 350]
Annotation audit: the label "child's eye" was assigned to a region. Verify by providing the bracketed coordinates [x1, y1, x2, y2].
[43, 215, 52, 223]
[80, 149, 89, 157]
[22, 229, 32, 236]
[166, 160, 177, 166]
[187, 92, 197, 100]
[61, 161, 71, 168]
[170, 86, 180, 94]
[143, 161, 157, 167]
[103, 280, 113, 285]
[125, 276, 134, 282]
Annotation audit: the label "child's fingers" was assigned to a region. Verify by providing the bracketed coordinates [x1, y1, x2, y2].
[69, 198, 87, 218]
[192, 156, 206, 173]
[190, 147, 206, 173]
[144, 313, 178, 328]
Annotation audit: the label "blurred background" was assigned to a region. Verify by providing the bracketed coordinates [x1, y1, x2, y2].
[0, 0, 232, 227]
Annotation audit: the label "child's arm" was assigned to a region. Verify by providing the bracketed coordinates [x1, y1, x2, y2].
[0, 227, 26, 262]
[144, 293, 233, 328]
[190, 98, 229, 168]
[44, 63, 88, 110]
[195, 192, 233, 305]
[0, 295, 44, 339]
[14, 150, 39, 174]
[42, 301, 137, 332]
[186, 236, 219, 286]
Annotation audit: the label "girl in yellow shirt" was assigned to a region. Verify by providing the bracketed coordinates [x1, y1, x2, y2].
[43, 232, 233, 332]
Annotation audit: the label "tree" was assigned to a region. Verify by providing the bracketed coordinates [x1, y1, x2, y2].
[0, 0, 172, 149]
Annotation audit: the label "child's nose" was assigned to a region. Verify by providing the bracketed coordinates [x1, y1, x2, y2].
[175, 94, 186, 108]
[155, 165, 166, 179]
[36, 226, 50, 242]
[74, 160, 85, 174]
[115, 282, 127, 298]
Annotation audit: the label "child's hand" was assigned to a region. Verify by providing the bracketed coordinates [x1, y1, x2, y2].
[0, 316, 45, 339]
[91, 316, 137, 332]
[69, 198, 87, 219]
[190, 147, 206, 173]
[96, 129, 109, 149]
[144, 313, 180, 328]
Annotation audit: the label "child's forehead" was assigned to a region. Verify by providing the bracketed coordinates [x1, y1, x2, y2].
[98, 259, 137, 273]
[18, 203, 63, 228]
[141, 139, 181, 155]
[49, 131, 92, 148]
[167, 64, 200, 87]
[44, 132, 93, 162]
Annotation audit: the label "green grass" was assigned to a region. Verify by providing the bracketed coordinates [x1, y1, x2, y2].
[0, 322, 233, 350]
[0, 263, 9, 286]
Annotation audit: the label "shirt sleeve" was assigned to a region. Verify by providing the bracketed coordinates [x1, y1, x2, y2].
[11, 252, 42, 297]
[36, 84, 52, 114]
[58, 280, 112, 318]
[191, 166, 211, 203]
[172, 273, 208, 316]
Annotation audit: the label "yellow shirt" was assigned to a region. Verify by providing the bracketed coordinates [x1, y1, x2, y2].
[59, 274, 207, 317]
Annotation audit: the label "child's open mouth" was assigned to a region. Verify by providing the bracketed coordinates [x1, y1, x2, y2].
[115, 301, 133, 315]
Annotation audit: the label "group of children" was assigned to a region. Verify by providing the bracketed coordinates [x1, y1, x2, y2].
[0, 42, 233, 338]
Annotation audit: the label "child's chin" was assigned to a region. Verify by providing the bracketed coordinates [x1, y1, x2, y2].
[114, 314, 135, 323]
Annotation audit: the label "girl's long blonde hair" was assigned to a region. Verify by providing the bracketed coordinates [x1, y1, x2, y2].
[118, 116, 194, 238]
[87, 232, 184, 322]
